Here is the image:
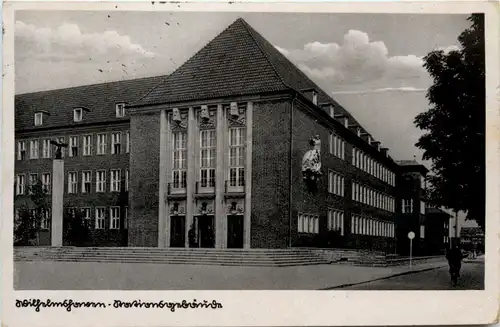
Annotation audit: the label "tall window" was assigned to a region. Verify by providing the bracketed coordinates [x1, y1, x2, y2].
[96, 170, 106, 193]
[110, 207, 120, 229]
[29, 173, 38, 189]
[403, 199, 413, 213]
[16, 174, 25, 195]
[111, 132, 121, 154]
[229, 127, 245, 188]
[95, 207, 105, 229]
[69, 136, 78, 157]
[298, 213, 319, 234]
[42, 139, 52, 158]
[30, 139, 39, 159]
[17, 141, 26, 160]
[42, 173, 51, 193]
[83, 135, 92, 156]
[41, 209, 50, 229]
[420, 225, 425, 239]
[328, 209, 344, 235]
[124, 207, 128, 229]
[200, 130, 216, 188]
[172, 132, 187, 189]
[57, 137, 66, 158]
[68, 172, 78, 194]
[82, 171, 92, 193]
[97, 134, 107, 155]
[126, 131, 130, 153]
[125, 169, 129, 191]
[81, 207, 91, 223]
[110, 169, 121, 192]
[34, 112, 43, 126]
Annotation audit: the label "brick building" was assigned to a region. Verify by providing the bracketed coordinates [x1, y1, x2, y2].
[14, 18, 445, 253]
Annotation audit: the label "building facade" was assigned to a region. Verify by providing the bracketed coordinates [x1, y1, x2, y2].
[14, 18, 446, 254]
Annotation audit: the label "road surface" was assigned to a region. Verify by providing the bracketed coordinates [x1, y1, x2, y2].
[343, 262, 484, 290]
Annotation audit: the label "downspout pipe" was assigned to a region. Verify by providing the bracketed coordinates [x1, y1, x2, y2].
[289, 93, 298, 248]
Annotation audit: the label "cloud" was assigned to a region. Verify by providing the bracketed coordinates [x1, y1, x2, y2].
[275, 29, 426, 86]
[15, 21, 156, 63]
[331, 86, 427, 95]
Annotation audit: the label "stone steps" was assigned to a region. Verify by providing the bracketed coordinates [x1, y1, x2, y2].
[14, 247, 331, 267]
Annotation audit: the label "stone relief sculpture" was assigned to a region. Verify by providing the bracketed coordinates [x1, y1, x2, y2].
[302, 135, 322, 192]
[50, 140, 68, 159]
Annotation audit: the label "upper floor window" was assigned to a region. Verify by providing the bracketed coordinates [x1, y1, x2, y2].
[74, 108, 83, 122]
[126, 131, 130, 153]
[97, 134, 107, 155]
[83, 135, 92, 156]
[68, 172, 78, 194]
[111, 132, 121, 154]
[16, 174, 25, 195]
[402, 199, 413, 214]
[42, 172, 51, 193]
[200, 130, 216, 188]
[34, 112, 43, 126]
[69, 136, 79, 157]
[96, 170, 106, 193]
[229, 127, 245, 188]
[172, 131, 187, 189]
[57, 136, 66, 158]
[17, 141, 26, 160]
[82, 171, 92, 193]
[42, 139, 52, 158]
[116, 103, 126, 118]
[110, 169, 121, 192]
[30, 139, 39, 159]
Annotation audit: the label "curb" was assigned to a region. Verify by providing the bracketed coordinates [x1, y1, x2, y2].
[320, 265, 446, 290]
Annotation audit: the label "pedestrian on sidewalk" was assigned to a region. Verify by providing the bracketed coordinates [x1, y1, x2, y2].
[446, 245, 467, 285]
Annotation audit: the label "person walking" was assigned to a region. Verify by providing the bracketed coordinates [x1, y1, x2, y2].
[446, 245, 466, 286]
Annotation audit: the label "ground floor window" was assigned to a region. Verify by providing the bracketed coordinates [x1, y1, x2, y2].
[298, 213, 319, 234]
[95, 207, 106, 229]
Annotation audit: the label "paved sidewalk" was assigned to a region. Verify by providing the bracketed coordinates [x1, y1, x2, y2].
[15, 259, 447, 290]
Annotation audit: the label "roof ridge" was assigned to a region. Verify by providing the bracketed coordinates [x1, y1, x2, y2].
[238, 18, 292, 92]
[132, 19, 245, 106]
[16, 74, 168, 97]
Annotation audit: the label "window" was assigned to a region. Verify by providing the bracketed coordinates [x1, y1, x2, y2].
[41, 209, 50, 229]
[200, 130, 216, 188]
[229, 127, 245, 188]
[41, 139, 52, 158]
[126, 131, 130, 153]
[29, 173, 38, 190]
[82, 171, 92, 193]
[74, 108, 83, 122]
[110, 207, 120, 229]
[17, 141, 26, 160]
[328, 170, 344, 196]
[95, 207, 106, 229]
[16, 174, 25, 195]
[172, 131, 187, 189]
[420, 201, 426, 214]
[68, 172, 78, 194]
[30, 139, 39, 159]
[41, 173, 51, 193]
[116, 103, 126, 118]
[34, 112, 43, 126]
[420, 225, 425, 239]
[111, 132, 121, 154]
[69, 136, 78, 157]
[329, 133, 344, 159]
[81, 208, 91, 225]
[328, 209, 344, 235]
[125, 169, 129, 191]
[110, 169, 121, 192]
[97, 134, 107, 155]
[96, 170, 106, 193]
[57, 137, 66, 158]
[83, 135, 92, 156]
[298, 213, 319, 234]
[403, 199, 413, 214]
[66, 207, 77, 219]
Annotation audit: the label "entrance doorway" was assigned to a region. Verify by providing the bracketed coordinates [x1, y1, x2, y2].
[227, 215, 244, 248]
[196, 215, 215, 248]
[170, 216, 185, 247]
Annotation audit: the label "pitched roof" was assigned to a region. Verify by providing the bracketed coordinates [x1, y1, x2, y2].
[15, 75, 167, 132]
[131, 18, 358, 124]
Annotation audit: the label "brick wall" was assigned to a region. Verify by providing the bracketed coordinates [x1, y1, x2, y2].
[14, 123, 130, 246]
[250, 99, 291, 248]
[128, 112, 161, 247]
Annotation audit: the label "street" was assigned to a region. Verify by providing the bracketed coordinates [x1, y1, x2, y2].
[342, 262, 484, 290]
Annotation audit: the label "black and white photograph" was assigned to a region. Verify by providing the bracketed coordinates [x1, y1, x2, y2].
[2, 1, 499, 326]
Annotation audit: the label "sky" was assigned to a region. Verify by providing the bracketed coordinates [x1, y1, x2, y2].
[14, 11, 477, 229]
